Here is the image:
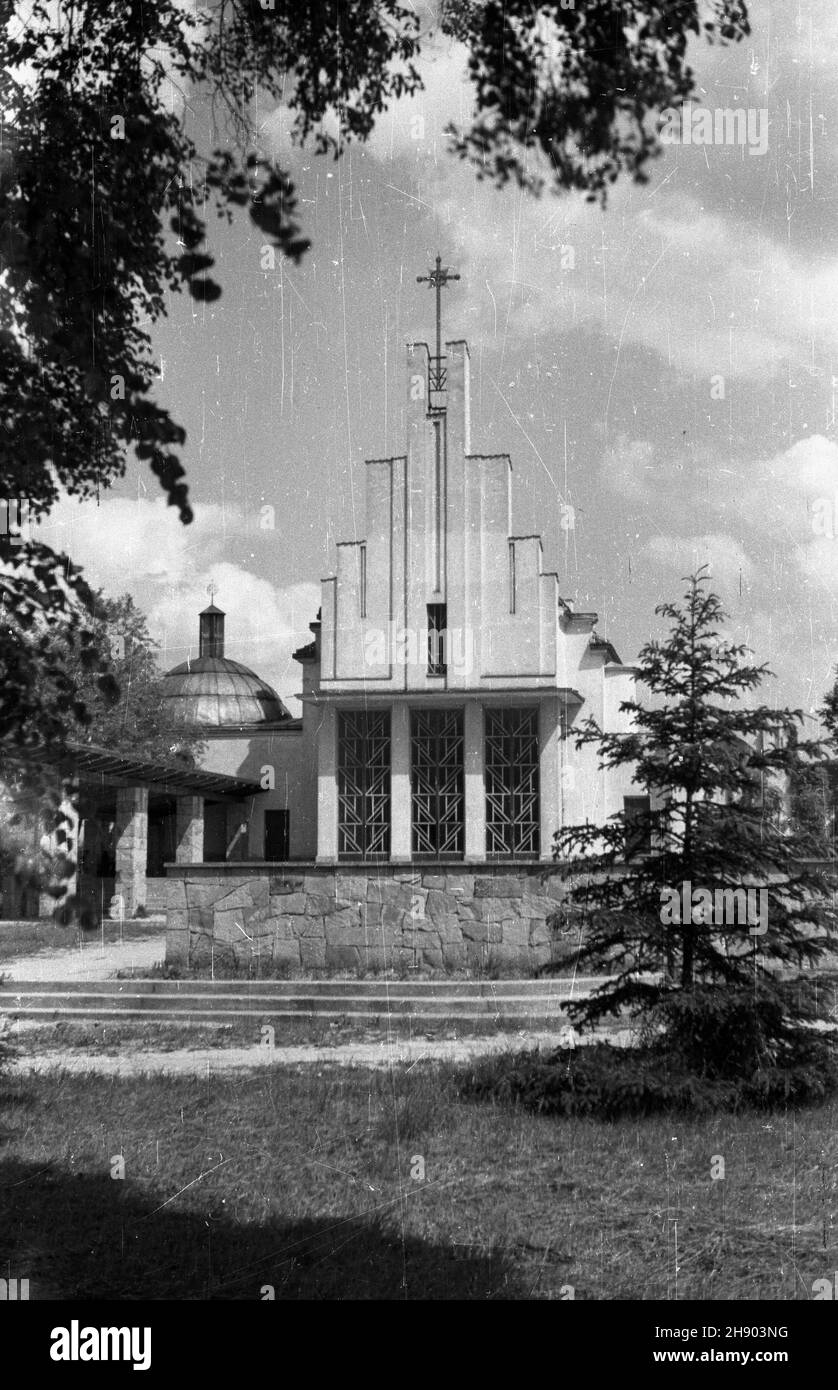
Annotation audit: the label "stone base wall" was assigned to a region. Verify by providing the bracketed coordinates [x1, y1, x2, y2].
[165, 863, 567, 973]
[145, 878, 171, 915]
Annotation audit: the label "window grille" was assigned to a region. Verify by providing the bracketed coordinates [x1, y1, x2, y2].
[485, 707, 539, 856]
[410, 708, 463, 856]
[338, 711, 391, 858]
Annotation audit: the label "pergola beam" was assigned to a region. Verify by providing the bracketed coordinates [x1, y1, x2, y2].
[23, 741, 261, 802]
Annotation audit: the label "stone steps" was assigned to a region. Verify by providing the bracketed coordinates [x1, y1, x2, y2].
[0, 976, 600, 1026]
[2, 976, 593, 997]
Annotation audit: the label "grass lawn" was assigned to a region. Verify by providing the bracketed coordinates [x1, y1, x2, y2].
[0, 918, 163, 964]
[1, 1060, 836, 1299]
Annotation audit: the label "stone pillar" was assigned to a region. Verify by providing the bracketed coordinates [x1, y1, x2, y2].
[316, 702, 339, 863]
[390, 701, 412, 860]
[464, 700, 485, 861]
[175, 795, 204, 864]
[114, 786, 148, 916]
[539, 697, 562, 861]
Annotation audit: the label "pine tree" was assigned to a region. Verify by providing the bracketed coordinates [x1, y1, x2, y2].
[553, 571, 838, 1082]
[816, 673, 838, 858]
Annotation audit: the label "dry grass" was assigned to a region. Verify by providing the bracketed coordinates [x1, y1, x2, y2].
[0, 1059, 835, 1299]
[0, 918, 162, 964]
[12, 1015, 524, 1053]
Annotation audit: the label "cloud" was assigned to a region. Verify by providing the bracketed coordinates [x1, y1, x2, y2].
[603, 436, 659, 501]
[152, 563, 318, 714]
[315, 11, 838, 389]
[364, 38, 474, 165]
[34, 497, 318, 711]
[641, 533, 755, 596]
[704, 435, 838, 573]
[625, 433, 838, 718]
[261, 20, 474, 169]
[37, 495, 253, 587]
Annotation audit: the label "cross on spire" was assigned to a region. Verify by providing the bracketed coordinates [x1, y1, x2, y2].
[206, 580, 217, 604]
[417, 254, 460, 368]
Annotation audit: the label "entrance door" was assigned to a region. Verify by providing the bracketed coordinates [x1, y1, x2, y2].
[264, 809, 290, 861]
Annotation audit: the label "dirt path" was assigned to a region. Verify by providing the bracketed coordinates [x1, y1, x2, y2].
[0, 934, 165, 982]
[9, 1027, 631, 1076]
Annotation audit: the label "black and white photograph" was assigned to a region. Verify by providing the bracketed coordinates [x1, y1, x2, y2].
[1, 0, 837, 1353]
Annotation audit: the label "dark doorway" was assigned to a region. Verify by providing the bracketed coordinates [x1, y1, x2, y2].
[264, 809, 290, 861]
[203, 802, 228, 861]
[147, 799, 176, 877]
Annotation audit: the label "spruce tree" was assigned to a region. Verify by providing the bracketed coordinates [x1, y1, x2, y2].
[816, 674, 838, 858]
[553, 571, 838, 1083]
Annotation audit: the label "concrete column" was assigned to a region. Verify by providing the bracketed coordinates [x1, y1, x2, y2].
[539, 698, 562, 861]
[464, 700, 485, 861]
[390, 702, 412, 860]
[316, 702, 339, 863]
[114, 786, 148, 916]
[175, 794, 204, 864]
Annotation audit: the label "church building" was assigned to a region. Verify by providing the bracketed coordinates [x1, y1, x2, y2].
[311, 338, 638, 865]
[160, 277, 639, 872]
[155, 265, 642, 970]
[6, 266, 642, 967]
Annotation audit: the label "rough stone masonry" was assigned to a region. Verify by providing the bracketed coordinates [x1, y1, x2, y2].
[165, 863, 568, 973]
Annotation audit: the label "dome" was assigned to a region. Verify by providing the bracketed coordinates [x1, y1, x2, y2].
[160, 602, 292, 727]
[160, 655, 292, 728]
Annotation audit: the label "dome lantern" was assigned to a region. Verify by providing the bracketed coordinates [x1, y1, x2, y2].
[199, 603, 225, 660]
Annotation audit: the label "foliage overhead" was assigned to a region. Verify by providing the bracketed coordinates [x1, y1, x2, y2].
[0, 1, 749, 844]
[54, 590, 204, 765]
[0, 588, 201, 913]
[1, 0, 750, 523]
[444, 0, 750, 197]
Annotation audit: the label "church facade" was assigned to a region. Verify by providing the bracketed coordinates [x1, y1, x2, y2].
[159, 306, 642, 971]
[311, 335, 637, 865]
[7, 278, 641, 965]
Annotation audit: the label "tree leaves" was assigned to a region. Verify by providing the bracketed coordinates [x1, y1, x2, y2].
[443, 0, 750, 201]
[0, 0, 751, 892]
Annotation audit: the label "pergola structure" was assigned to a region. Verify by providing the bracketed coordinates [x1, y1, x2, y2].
[21, 742, 261, 920]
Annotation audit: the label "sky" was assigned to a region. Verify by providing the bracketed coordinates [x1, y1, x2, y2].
[35, 0, 838, 719]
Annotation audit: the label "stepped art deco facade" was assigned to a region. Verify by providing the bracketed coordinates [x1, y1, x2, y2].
[313, 333, 637, 864]
[163, 275, 642, 972]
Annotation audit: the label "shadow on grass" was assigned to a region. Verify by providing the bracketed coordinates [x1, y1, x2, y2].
[0, 1157, 518, 1300]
